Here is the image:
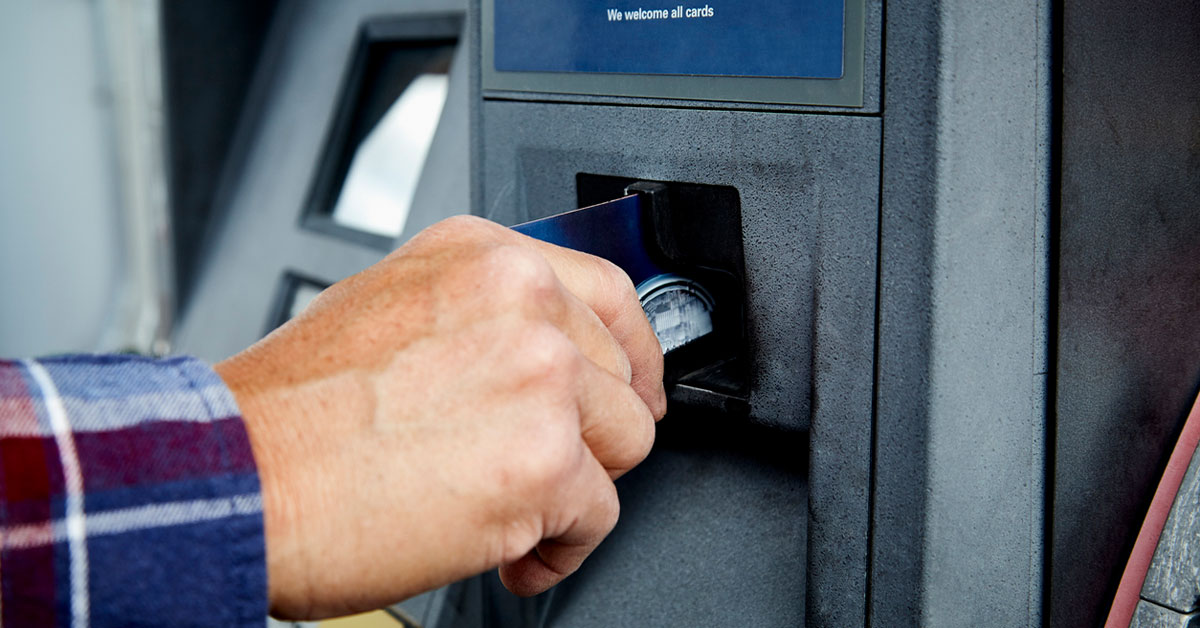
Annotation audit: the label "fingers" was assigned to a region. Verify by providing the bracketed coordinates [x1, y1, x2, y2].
[575, 357, 656, 478]
[445, 235, 656, 467]
[540, 281, 633, 385]
[498, 333, 651, 597]
[408, 215, 665, 418]
[498, 453, 618, 597]
[462, 243, 632, 384]
[510, 321, 652, 478]
[523, 239, 668, 420]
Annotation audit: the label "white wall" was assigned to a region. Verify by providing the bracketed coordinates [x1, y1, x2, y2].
[0, 1, 123, 357]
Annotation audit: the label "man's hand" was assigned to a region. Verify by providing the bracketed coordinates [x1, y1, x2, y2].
[214, 215, 666, 620]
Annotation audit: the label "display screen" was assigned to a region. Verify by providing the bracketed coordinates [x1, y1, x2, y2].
[494, 0, 844, 79]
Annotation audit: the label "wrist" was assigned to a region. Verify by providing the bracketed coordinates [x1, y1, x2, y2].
[215, 355, 306, 617]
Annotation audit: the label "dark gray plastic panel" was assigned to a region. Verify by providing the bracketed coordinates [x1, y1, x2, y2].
[468, 0, 1053, 624]
[542, 417, 808, 626]
[1051, 0, 1200, 625]
[478, 101, 879, 435]
[869, 0, 1051, 625]
[476, 100, 879, 627]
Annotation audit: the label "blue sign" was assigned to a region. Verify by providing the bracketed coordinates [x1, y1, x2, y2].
[494, 0, 845, 79]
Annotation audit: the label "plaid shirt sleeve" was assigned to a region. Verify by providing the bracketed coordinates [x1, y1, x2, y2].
[0, 354, 267, 627]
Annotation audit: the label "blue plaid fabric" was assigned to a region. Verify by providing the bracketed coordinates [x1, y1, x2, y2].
[0, 355, 266, 627]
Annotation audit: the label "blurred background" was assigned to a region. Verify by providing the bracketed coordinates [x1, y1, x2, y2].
[0, 0, 468, 364]
[4, 1, 1200, 627]
[0, 2, 470, 626]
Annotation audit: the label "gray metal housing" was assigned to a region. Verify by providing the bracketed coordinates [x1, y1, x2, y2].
[464, 0, 1049, 626]
[167, 0, 1200, 625]
[1051, 0, 1200, 625]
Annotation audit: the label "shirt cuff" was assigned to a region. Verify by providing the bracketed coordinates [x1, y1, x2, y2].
[0, 354, 268, 627]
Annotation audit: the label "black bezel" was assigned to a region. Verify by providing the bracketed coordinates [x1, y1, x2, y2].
[300, 14, 463, 251]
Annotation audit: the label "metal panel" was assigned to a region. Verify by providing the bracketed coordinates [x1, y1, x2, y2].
[1051, 1, 1200, 625]
[475, 98, 879, 626]
[869, 0, 1050, 624]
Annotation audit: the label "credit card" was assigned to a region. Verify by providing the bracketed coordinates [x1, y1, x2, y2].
[512, 194, 664, 286]
[512, 194, 715, 354]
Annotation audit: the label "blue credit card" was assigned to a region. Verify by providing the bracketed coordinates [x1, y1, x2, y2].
[512, 194, 717, 355]
[511, 194, 665, 287]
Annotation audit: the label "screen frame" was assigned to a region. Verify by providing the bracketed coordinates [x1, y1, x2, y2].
[264, 271, 330, 335]
[300, 14, 462, 251]
[481, 0, 865, 107]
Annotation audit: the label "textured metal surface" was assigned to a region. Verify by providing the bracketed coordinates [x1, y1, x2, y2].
[476, 99, 879, 626]
[1051, 0, 1200, 625]
[636, 276, 714, 354]
[479, 102, 879, 434]
[541, 416, 808, 626]
[1132, 600, 1200, 628]
[869, 0, 1051, 624]
[1143, 445, 1200, 612]
[468, 0, 1052, 624]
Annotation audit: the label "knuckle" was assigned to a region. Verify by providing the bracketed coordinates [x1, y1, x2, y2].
[611, 346, 634, 384]
[496, 520, 542, 567]
[419, 214, 479, 243]
[483, 245, 558, 297]
[630, 407, 657, 465]
[612, 409, 657, 472]
[400, 214, 496, 257]
[595, 257, 638, 301]
[515, 322, 580, 383]
[515, 426, 579, 493]
[438, 214, 494, 235]
[598, 483, 621, 534]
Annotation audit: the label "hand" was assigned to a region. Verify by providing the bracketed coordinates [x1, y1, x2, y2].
[214, 215, 666, 619]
